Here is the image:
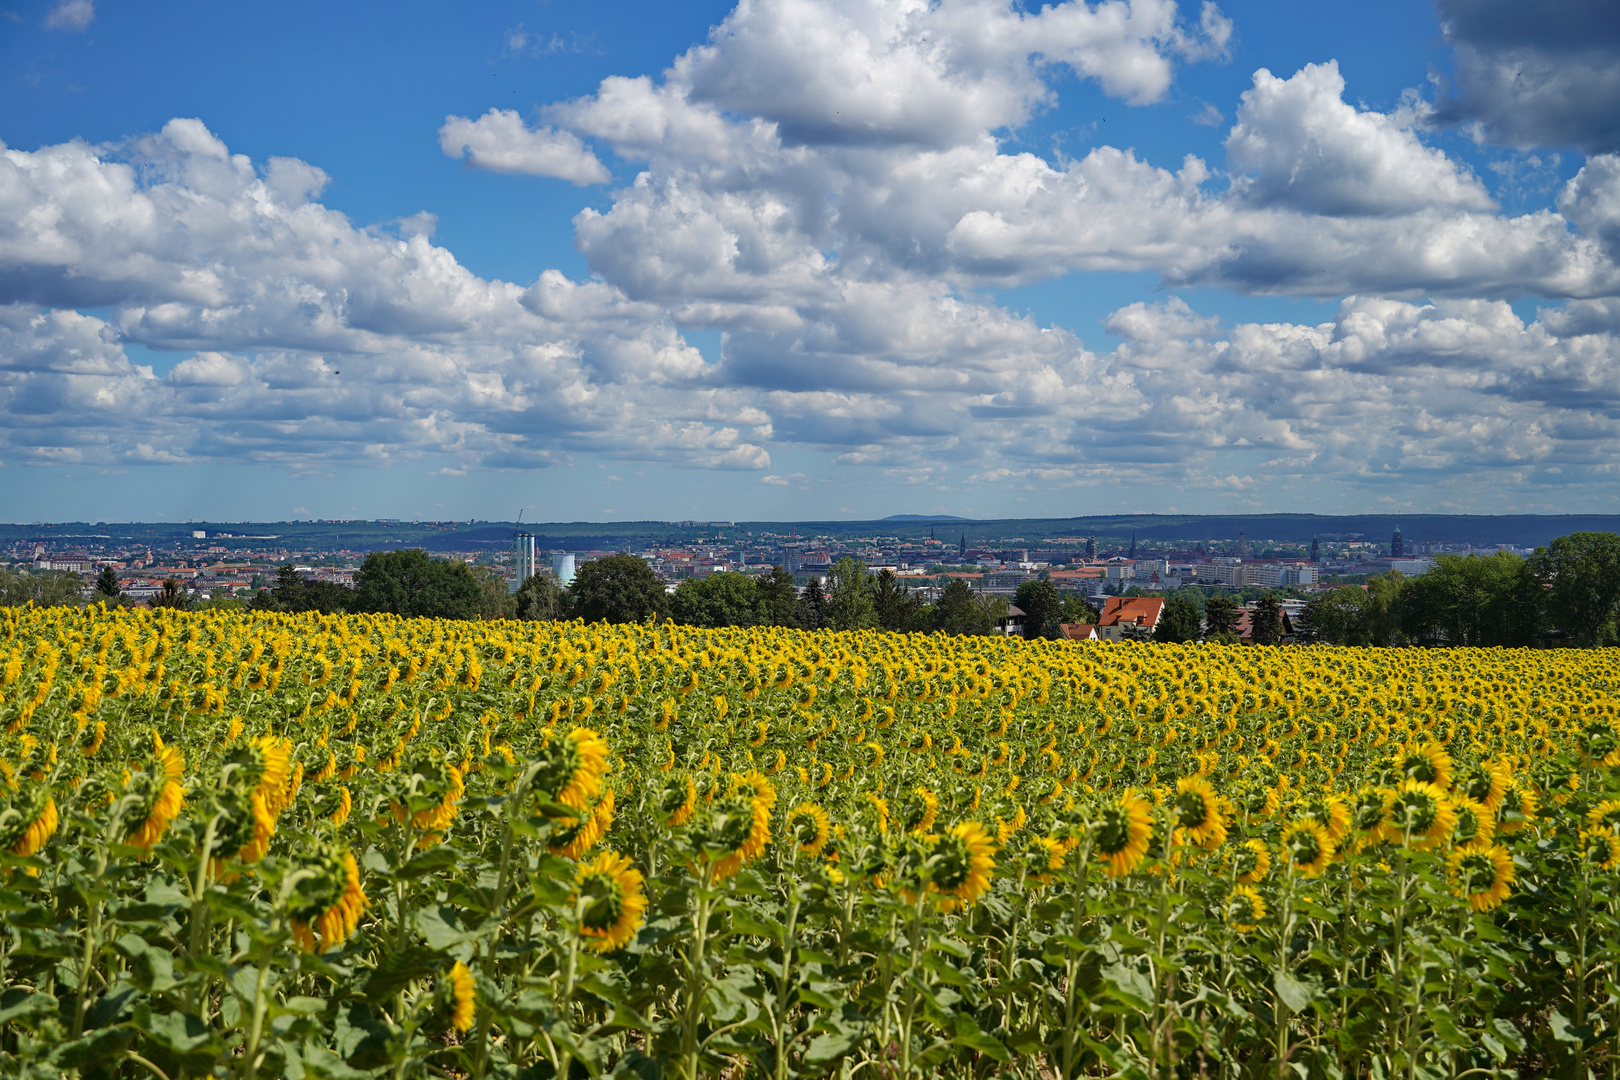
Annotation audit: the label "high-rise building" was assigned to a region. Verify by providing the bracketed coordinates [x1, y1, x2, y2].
[1391, 525, 1405, 557]
[1085, 536, 1096, 559]
[1310, 535, 1320, 561]
[1236, 530, 1249, 559]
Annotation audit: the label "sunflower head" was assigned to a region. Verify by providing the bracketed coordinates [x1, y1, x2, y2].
[1398, 743, 1453, 789]
[687, 794, 769, 882]
[533, 728, 609, 811]
[1093, 790, 1153, 878]
[1581, 830, 1620, 872]
[1172, 777, 1226, 850]
[1448, 841, 1514, 911]
[287, 842, 366, 953]
[1282, 819, 1335, 878]
[444, 961, 475, 1033]
[1229, 837, 1271, 885]
[897, 786, 940, 835]
[787, 803, 832, 857]
[1385, 780, 1456, 849]
[574, 851, 647, 953]
[1449, 796, 1495, 847]
[1225, 884, 1266, 933]
[654, 773, 698, 828]
[0, 782, 57, 858]
[927, 821, 996, 910]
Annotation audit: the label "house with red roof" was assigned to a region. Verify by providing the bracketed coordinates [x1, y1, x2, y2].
[1093, 596, 1165, 641]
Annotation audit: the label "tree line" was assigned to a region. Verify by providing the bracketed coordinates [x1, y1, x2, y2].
[1299, 532, 1620, 647]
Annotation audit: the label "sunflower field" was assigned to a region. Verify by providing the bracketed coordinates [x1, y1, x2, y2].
[4, 605, 1620, 1079]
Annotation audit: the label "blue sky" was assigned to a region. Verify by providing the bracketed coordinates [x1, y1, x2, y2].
[3, 0, 1618, 523]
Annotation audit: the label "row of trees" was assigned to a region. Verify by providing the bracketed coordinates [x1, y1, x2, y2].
[1301, 533, 1620, 647]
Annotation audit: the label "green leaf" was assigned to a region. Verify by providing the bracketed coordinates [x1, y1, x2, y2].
[0, 988, 57, 1027]
[1101, 962, 1155, 1010]
[729, 909, 786, 941]
[274, 996, 327, 1017]
[951, 1012, 1010, 1062]
[1273, 970, 1316, 1014]
[804, 1030, 865, 1065]
[397, 845, 464, 880]
[363, 945, 440, 1002]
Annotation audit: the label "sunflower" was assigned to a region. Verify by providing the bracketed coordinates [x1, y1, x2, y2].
[1449, 795, 1496, 847]
[1454, 760, 1510, 812]
[1229, 837, 1271, 884]
[1398, 743, 1454, 790]
[690, 794, 770, 882]
[859, 793, 891, 834]
[1294, 791, 1351, 844]
[1225, 884, 1266, 932]
[548, 789, 613, 860]
[0, 783, 58, 858]
[1348, 786, 1392, 847]
[574, 851, 647, 953]
[1093, 790, 1153, 878]
[288, 845, 367, 953]
[446, 960, 475, 1032]
[124, 734, 186, 853]
[1581, 830, 1620, 872]
[1281, 819, 1335, 878]
[1447, 841, 1515, 912]
[788, 803, 832, 857]
[1025, 835, 1067, 885]
[658, 775, 698, 827]
[538, 728, 610, 811]
[1578, 718, 1620, 767]
[1385, 780, 1457, 850]
[729, 770, 778, 814]
[1172, 776, 1226, 850]
[1588, 799, 1620, 836]
[898, 786, 940, 835]
[928, 821, 996, 911]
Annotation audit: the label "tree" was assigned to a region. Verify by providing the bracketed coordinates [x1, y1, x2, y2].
[1402, 552, 1541, 647]
[1014, 579, 1064, 639]
[933, 579, 993, 635]
[670, 572, 767, 628]
[0, 568, 85, 609]
[258, 564, 354, 615]
[1205, 594, 1241, 636]
[796, 578, 828, 630]
[94, 565, 122, 602]
[872, 570, 926, 632]
[825, 557, 878, 631]
[150, 577, 192, 611]
[1155, 595, 1202, 643]
[353, 549, 483, 620]
[471, 565, 517, 620]
[515, 573, 569, 621]
[1363, 571, 1409, 646]
[568, 554, 669, 625]
[1250, 594, 1284, 645]
[1301, 587, 1372, 645]
[1532, 532, 1620, 646]
[756, 567, 800, 628]
[1059, 596, 1096, 625]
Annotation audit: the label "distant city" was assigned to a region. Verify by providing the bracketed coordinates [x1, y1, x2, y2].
[1, 514, 1590, 607]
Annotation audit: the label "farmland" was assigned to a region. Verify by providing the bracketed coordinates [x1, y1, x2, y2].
[1, 605, 1618, 1078]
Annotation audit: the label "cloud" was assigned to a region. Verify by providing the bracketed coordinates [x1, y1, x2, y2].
[43, 0, 93, 31]
[1431, 0, 1620, 152]
[438, 110, 611, 184]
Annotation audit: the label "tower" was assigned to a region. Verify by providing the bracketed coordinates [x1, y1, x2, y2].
[1391, 524, 1405, 557]
[1085, 536, 1096, 559]
[1310, 534, 1320, 561]
[960, 533, 967, 558]
[1236, 530, 1249, 559]
[512, 531, 537, 591]
[1128, 531, 1137, 559]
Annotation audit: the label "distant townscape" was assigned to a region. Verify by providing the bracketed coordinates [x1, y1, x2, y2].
[4, 515, 1618, 648]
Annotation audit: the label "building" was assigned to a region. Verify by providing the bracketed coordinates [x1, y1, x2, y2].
[512, 532, 538, 593]
[1060, 622, 1098, 641]
[1236, 530, 1249, 559]
[1391, 524, 1405, 557]
[552, 553, 576, 585]
[1093, 597, 1165, 641]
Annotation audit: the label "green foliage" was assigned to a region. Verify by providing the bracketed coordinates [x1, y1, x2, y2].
[932, 579, 993, 636]
[470, 565, 517, 621]
[0, 568, 85, 609]
[796, 578, 828, 630]
[1013, 579, 1063, 639]
[670, 572, 768, 628]
[149, 577, 193, 611]
[1250, 593, 1284, 645]
[514, 572, 569, 621]
[1302, 586, 1373, 645]
[567, 553, 669, 625]
[1533, 531, 1620, 645]
[353, 549, 483, 620]
[1204, 594, 1240, 635]
[872, 569, 927, 632]
[1154, 595, 1202, 643]
[94, 565, 121, 601]
[1402, 551, 1542, 646]
[756, 566, 801, 628]
[825, 558, 878, 632]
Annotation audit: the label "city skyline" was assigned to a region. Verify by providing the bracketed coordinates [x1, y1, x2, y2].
[4, 0, 1620, 521]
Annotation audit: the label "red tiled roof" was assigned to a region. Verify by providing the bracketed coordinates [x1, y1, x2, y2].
[1095, 597, 1165, 628]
